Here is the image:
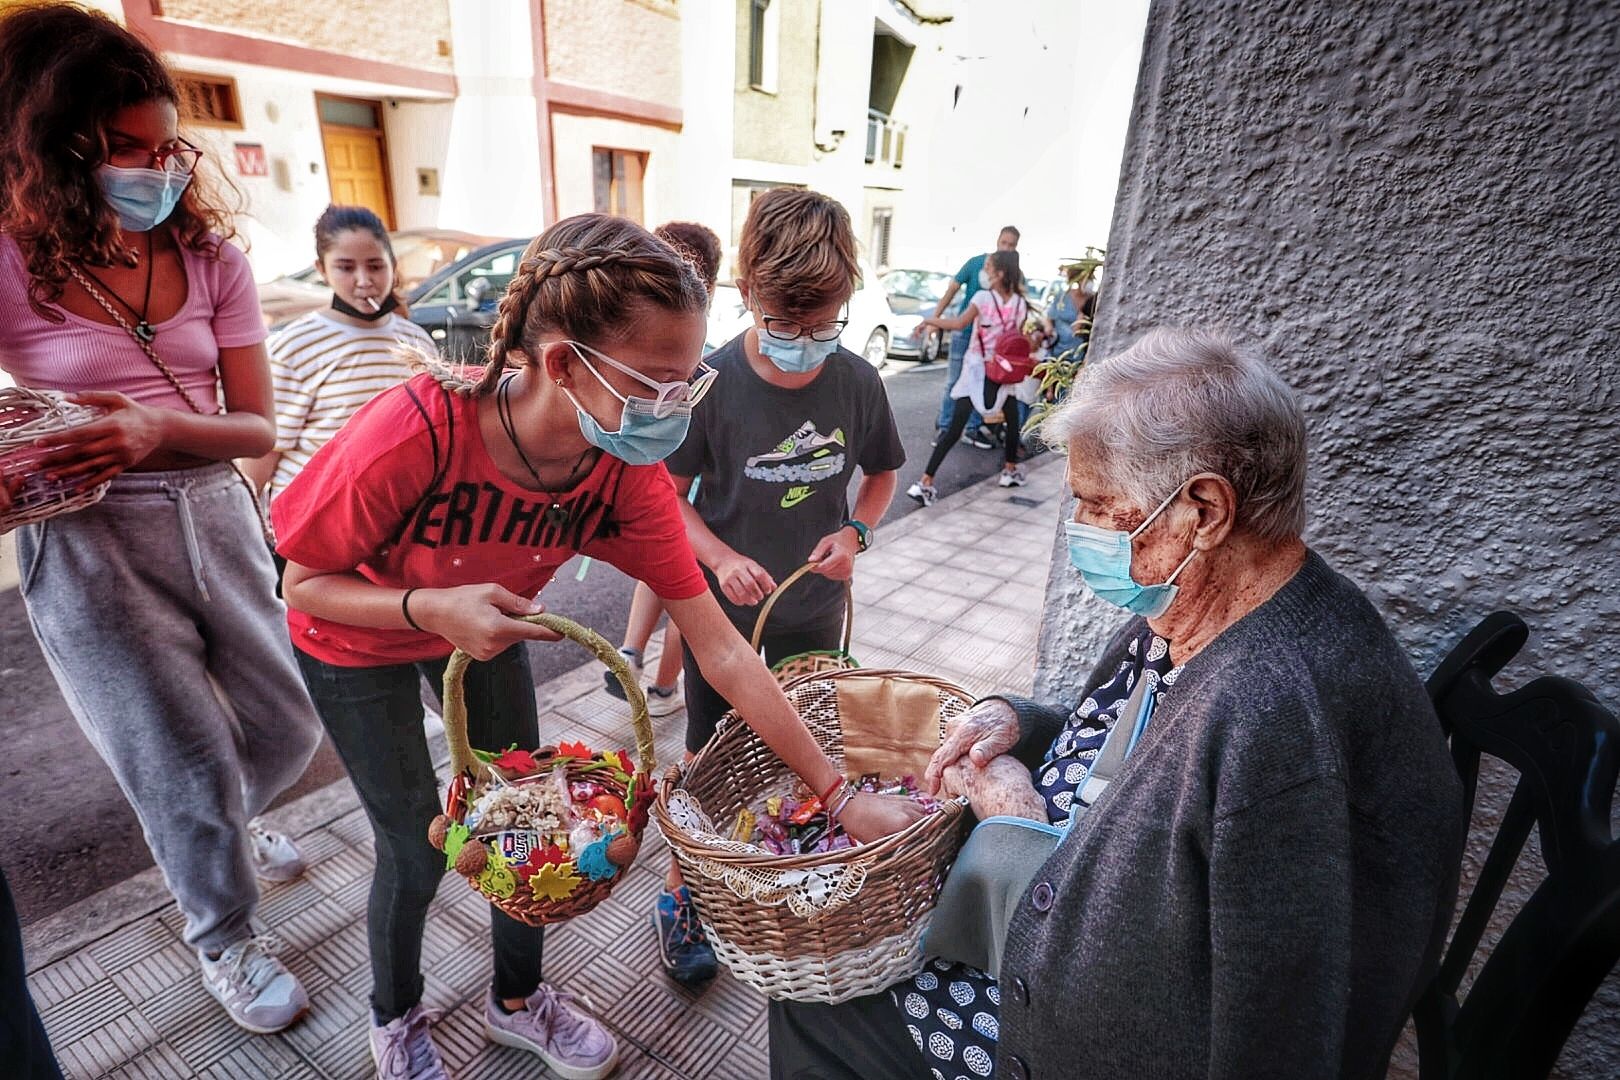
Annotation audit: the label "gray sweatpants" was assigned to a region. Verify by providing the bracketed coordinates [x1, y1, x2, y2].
[15, 464, 322, 953]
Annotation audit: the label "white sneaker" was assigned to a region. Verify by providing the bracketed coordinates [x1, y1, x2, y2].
[906, 481, 937, 507]
[200, 936, 309, 1034]
[248, 821, 307, 883]
[645, 682, 684, 717]
[370, 1004, 450, 1080]
[999, 466, 1028, 488]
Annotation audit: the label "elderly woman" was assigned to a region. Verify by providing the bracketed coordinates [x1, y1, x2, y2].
[770, 328, 1467, 1080]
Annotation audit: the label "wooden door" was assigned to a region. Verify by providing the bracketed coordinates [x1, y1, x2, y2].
[318, 96, 395, 228]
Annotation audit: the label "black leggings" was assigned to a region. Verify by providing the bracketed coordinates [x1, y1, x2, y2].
[924, 375, 1019, 476]
[295, 644, 543, 1022]
[682, 621, 844, 754]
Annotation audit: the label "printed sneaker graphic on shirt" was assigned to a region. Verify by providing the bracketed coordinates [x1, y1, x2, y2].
[744, 422, 846, 484]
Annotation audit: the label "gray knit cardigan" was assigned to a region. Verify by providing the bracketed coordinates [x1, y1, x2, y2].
[992, 551, 1466, 1080]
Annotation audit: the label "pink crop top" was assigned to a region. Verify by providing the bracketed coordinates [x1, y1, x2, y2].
[0, 233, 267, 412]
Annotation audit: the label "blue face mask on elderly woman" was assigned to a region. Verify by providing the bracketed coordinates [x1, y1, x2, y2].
[1065, 481, 1200, 618]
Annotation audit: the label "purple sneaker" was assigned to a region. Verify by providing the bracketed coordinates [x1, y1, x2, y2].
[369, 1004, 448, 1080]
[484, 985, 619, 1079]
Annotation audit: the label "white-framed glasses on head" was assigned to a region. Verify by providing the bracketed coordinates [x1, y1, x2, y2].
[564, 340, 717, 419]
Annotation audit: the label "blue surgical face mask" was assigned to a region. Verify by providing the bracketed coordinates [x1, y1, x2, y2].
[1064, 481, 1199, 618]
[757, 333, 839, 374]
[558, 345, 693, 466]
[752, 301, 840, 373]
[95, 164, 190, 232]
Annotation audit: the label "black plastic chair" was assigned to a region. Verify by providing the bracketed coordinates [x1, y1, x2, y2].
[1413, 611, 1620, 1079]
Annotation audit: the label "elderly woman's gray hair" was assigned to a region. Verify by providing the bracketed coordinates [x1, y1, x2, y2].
[1042, 327, 1307, 541]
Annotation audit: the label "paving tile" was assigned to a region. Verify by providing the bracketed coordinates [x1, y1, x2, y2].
[326, 808, 375, 852]
[273, 896, 360, 954]
[291, 826, 351, 867]
[28, 948, 106, 1009]
[619, 980, 744, 1078]
[102, 1039, 194, 1080]
[195, 1035, 304, 1080]
[39, 976, 135, 1048]
[256, 876, 330, 927]
[306, 919, 370, 986]
[89, 917, 181, 976]
[53, 1004, 165, 1079]
[281, 983, 368, 1079]
[142, 972, 252, 1072]
[304, 844, 375, 898]
[110, 936, 197, 1004]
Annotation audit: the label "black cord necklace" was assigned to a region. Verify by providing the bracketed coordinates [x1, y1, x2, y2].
[497, 374, 595, 529]
[77, 232, 157, 343]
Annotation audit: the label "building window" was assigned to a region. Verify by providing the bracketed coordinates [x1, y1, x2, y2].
[747, 0, 779, 93]
[593, 148, 646, 224]
[174, 73, 242, 128]
[870, 209, 893, 271]
[866, 110, 906, 168]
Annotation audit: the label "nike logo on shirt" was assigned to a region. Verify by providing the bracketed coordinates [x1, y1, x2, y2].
[780, 485, 814, 509]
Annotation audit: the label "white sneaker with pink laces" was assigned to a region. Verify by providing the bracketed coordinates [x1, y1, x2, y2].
[484, 985, 618, 1079]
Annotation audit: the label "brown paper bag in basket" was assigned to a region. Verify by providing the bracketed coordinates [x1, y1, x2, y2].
[834, 674, 943, 782]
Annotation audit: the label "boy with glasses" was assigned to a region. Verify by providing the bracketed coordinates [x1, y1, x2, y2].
[657, 188, 906, 985]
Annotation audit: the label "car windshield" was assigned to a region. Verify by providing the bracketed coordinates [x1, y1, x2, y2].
[392, 235, 483, 291]
[882, 270, 951, 302]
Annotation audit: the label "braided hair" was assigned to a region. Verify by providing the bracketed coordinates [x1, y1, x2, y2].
[452, 214, 708, 396]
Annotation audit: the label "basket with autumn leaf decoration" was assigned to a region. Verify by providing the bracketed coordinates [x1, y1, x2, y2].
[426, 614, 655, 926]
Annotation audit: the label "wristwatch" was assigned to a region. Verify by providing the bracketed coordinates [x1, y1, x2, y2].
[842, 518, 873, 552]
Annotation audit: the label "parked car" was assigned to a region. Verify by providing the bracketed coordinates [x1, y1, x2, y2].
[256, 228, 500, 330]
[408, 238, 533, 361]
[704, 255, 905, 368]
[879, 267, 955, 363]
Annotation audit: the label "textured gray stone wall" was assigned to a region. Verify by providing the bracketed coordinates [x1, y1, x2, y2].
[1034, 1, 1620, 1074]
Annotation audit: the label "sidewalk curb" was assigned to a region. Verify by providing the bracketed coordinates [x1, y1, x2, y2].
[21, 454, 1061, 973]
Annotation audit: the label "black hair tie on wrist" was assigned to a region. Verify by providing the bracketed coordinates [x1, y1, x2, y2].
[401, 588, 424, 632]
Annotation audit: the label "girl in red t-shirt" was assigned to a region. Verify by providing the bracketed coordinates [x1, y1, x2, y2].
[274, 213, 924, 1079]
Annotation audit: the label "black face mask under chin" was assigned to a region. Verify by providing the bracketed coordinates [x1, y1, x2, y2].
[331, 292, 400, 321]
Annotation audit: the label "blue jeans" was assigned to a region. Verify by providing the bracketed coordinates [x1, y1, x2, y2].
[936, 330, 983, 431]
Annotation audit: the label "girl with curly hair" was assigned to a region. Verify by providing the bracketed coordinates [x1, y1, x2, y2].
[0, 3, 322, 1035]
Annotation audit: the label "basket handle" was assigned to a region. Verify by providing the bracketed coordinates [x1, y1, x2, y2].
[442, 613, 653, 779]
[749, 562, 854, 655]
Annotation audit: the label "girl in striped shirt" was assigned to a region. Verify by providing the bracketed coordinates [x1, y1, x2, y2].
[244, 205, 433, 505]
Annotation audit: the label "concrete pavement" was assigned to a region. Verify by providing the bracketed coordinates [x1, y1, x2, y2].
[21, 453, 1066, 1080]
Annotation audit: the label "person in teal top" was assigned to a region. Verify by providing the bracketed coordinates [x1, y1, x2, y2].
[930, 226, 1020, 435]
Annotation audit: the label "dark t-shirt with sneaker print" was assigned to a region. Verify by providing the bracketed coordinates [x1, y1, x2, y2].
[666, 332, 906, 634]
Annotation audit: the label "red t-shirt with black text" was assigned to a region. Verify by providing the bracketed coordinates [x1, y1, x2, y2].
[273, 373, 707, 666]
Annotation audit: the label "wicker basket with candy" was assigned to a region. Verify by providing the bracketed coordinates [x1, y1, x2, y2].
[427, 614, 654, 926]
[655, 667, 973, 1003]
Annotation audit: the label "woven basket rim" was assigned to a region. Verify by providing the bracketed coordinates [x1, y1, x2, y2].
[654, 667, 972, 869]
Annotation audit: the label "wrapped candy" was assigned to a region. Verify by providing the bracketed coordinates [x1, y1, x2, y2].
[744, 775, 937, 855]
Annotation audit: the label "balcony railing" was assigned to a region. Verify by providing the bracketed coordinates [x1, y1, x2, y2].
[866, 109, 907, 168]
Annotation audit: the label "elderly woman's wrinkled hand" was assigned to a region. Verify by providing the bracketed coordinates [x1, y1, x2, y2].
[924, 698, 1021, 795]
[940, 754, 1047, 823]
